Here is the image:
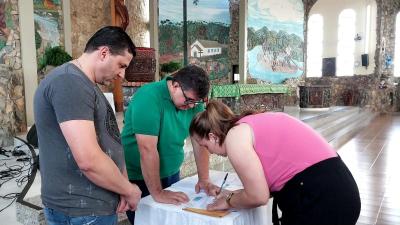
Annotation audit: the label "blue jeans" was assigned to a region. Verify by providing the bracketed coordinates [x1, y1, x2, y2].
[126, 172, 180, 225]
[44, 207, 117, 225]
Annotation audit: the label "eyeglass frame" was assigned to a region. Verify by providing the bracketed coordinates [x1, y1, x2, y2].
[176, 81, 205, 106]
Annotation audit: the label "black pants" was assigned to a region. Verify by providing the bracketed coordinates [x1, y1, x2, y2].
[126, 172, 180, 225]
[272, 156, 361, 225]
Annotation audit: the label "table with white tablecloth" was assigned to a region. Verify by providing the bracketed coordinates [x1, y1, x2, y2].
[134, 170, 273, 225]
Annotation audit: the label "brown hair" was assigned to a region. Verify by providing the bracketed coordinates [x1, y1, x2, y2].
[189, 100, 255, 145]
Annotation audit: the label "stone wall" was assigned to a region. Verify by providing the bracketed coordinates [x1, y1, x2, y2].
[126, 0, 149, 47]
[300, 0, 400, 112]
[375, 0, 400, 77]
[1, 0, 25, 140]
[69, 0, 152, 58]
[70, 0, 151, 58]
[0, 65, 16, 146]
[228, 0, 240, 67]
[70, 0, 111, 58]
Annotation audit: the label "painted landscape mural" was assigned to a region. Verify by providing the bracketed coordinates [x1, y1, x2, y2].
[247, 0, 304, 83]
[158, 1, 184, 66]
[159, 0, 231, 80]
[33, 0, 63, 67]
[0, 0, 13, 64]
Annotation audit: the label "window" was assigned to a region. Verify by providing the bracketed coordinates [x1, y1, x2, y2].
[337, 9, 356, 76]
[364, 5, 371, 54]
[395, 12, 400, 77]
[307, 14, 323, 77]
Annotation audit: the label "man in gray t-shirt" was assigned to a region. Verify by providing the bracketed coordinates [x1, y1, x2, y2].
[34, 26, 141, 225]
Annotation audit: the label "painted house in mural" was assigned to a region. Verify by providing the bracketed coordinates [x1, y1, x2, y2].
[190, 39, 223, 58]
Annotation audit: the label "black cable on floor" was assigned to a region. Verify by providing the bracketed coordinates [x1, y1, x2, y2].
[0, 153, 33, 212]
[0, 193, 19, 213]
[0, 137, 41, 213]
[14, 136, 42, 210]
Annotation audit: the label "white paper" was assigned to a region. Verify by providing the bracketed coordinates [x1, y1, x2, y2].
[184, 191, 215, 209]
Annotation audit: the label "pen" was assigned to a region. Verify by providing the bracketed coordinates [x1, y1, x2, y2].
[218, 173, 229, 195]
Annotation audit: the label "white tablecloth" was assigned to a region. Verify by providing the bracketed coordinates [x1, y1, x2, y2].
[135, 170, 273, 225]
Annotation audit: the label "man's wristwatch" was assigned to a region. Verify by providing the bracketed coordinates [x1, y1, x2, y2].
[225, 192, 235, 208]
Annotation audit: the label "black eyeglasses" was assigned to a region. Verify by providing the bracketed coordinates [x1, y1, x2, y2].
[179, 83, 204, 106]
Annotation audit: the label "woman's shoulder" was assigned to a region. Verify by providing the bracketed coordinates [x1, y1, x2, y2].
[227, 123, 253, 142]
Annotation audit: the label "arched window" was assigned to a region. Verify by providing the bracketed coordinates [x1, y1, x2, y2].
[307, 14, 323, 77]
[364, 5, 371, 54]
[337, 9, 356, 76]
[394, 12, 400, 77]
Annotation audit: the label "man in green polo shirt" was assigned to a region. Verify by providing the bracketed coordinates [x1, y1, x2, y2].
[122, 65, 217, 224]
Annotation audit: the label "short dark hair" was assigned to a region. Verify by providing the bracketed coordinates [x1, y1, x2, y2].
[172, 64, 210, 99]
[84, 26, 136, 57]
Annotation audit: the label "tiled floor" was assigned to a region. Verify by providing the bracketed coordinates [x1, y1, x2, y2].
[0, 138, 40, 225]
[1, 112, 399, 225]
[338, 113, 400, 225]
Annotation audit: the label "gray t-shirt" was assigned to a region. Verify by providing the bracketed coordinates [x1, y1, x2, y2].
[34, 63, 124, 216]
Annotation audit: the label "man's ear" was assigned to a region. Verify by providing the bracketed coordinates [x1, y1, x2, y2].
[98, 46, 110, 60]
[172, 81, 180, 88]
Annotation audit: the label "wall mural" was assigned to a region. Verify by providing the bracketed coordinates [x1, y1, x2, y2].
[159, 0, 231, 80]
[33, 0, 63, 68]
[158, 0, 184, 66]
[187, 0, 230, 80]
[0, 0, 13, 64]
[247, 0, 304, 83]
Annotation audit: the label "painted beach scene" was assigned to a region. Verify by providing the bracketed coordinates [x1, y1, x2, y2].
[247, 0, 304, 83]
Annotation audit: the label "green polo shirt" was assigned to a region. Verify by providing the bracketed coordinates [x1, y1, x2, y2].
[121, 78, 204, 180]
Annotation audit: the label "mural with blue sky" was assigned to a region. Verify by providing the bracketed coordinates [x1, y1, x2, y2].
[159, 0, 231, 81]
[159, 0, 230, 24]
[247, 0, 304, 83]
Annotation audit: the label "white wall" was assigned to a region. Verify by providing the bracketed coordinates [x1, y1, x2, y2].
[310, 0, 377, 75]
[18, 0, 37, 127]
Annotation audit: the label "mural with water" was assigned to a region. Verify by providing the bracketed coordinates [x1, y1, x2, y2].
[159, 0, 230, 81]
[247, 0, 304, 84]
[33, 0, 63, 67]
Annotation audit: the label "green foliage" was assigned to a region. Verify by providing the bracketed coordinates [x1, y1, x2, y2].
[160, 61, 182, 73]
[5, 3, 13, 28]
[38, 46, 72, 70]
[247, 26, 304, 62]
[158, 20, 230, 55]
[0, 39, 6, 50]
[34, 23, 42, 50]
[208, 57, 229, 80]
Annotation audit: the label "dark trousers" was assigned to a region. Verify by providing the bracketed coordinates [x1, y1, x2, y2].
[126, 172, 180, 225]
[272, 156, 361, 225]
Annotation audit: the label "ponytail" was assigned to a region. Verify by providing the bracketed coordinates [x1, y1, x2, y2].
[189, 100, 256, 145]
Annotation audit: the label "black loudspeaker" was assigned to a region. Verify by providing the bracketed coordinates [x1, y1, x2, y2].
[232, 64, 239, 83]
[361, 54, 369, 67]
[322, 57, 336, 77]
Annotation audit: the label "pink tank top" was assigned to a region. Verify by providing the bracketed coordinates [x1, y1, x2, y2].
[238, 112, 337, 192]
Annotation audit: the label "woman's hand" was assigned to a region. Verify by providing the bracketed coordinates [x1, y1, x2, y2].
[206, 192, 231, 211]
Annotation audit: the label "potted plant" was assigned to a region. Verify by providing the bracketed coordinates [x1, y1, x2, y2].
[38, 46, 72, 81]
[160, 61, 182, 79]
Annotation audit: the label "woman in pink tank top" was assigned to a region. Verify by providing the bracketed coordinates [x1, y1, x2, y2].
[190, 100, 360, 225]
